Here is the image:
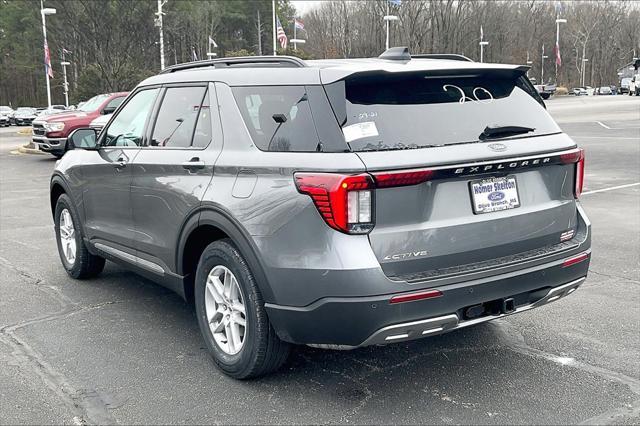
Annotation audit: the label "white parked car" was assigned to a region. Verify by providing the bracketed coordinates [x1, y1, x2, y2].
[89, 113, 112, 133]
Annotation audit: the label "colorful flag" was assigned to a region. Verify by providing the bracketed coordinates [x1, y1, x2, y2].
[388, 0, 402, 5]
[554, 41, 561, 67]
[294, 18, 304, 31]
[44, 40, 53, 79]
[276, 17, 288, 49]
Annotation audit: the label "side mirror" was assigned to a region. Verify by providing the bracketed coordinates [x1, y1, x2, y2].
[67, 128, 98, 150]
[102, 107, 116, 115]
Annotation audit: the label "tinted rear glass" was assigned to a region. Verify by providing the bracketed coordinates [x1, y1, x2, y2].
[326, 70, 560, 151]
[232, 86, 347, 152]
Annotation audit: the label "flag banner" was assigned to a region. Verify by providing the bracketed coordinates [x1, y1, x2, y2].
[44, 41, 53, 79]
[62, 48, 72, 54]
[192, 47, 198, 61]
[294, 18, 304, 31]
[388, 0, 402, 5]
[480, 25, 484, 41]
[554, 42, 561, 67]
[277, 17, 288, 49]
[209, 37, 218, 49]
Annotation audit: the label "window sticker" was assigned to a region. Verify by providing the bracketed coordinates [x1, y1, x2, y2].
[342, 121, 379, 142]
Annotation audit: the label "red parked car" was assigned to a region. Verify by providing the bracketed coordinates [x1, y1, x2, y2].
[33, 92, 128, 157]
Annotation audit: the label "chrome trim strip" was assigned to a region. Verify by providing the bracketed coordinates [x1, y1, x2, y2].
[359, 277, 585, 347]
[94, 242, 165, 275]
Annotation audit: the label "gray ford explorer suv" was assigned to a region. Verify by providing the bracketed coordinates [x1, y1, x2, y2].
[50, 48, 591, 379]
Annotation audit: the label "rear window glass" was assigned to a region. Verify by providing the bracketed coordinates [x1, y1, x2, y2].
[326, 71, 560, 152]
[232, 86, 347, 152]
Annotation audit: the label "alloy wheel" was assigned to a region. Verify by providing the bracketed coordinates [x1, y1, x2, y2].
[204, 265, 247, 355]
[59, 208, 77, 265]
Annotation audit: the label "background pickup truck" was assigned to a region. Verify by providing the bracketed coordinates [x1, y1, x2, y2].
[32, 92, 128, 157]
[534, 83, 557, 99]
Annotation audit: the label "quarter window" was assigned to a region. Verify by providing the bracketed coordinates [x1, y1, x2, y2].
[104, 89, 159, 147]
[150, 86, 208, 148]
[233, 86, 321, 152]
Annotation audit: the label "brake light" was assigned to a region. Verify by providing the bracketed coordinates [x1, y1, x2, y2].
[561, 148, 585, 198]
[294, 173, 374, 234]
[372, 170, 434, 188]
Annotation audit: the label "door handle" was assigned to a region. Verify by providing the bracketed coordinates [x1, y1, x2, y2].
[113, 157, 127, 169]
[182, 157, 205, 171]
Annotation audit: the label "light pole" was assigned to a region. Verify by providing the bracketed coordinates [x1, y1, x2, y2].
[555, 18, 567, 84]
[383, 1, 399, 51]
[540, 45, 549, 84]
[155, 0, 166, 70]
[384, 15, 399, 50]
[581, 58, 589, 88]
[479, 41, 489, 63]
[40, 2, 56, 109]
[61, 60, 70, 107]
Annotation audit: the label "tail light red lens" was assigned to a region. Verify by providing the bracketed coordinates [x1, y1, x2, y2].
[372, 170, 434, 188]
[294, 169, 433, 234]
[294, 173, 375, 234]
[561, 148, 585, 198]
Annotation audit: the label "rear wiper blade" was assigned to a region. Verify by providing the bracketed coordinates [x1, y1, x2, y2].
[480, 125, 535, 140]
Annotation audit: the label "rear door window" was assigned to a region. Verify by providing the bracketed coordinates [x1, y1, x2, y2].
[150, 86, 207, 148]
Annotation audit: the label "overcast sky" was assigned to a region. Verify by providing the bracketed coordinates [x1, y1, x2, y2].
[290, 1, 323, 16]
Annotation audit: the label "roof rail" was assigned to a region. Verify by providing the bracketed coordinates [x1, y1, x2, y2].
[160, 55, 307, 74]
[411, 54, 473, 62]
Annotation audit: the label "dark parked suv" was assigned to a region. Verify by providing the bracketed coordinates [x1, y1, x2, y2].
[50, 49, 591, 379]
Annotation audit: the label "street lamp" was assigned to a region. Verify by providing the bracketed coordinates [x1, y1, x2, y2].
[540, 44, 549, 84]
[40, 2, 56, 109]
[581, 58, 589, 88]
[61, 61, 70, 107]
[479, 41, 489, 63]
[383, 15, 399, 50]
[290, 39, 306, 51]
[555, 18, 567, 84]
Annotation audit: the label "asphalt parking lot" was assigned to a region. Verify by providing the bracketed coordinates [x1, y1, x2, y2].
[0, 95, 638, 424]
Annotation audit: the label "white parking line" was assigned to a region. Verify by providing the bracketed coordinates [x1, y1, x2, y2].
[582, 182, 640, 195]
[594, 121, 640, 131]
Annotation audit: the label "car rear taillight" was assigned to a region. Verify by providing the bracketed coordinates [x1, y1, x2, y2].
[372, 170, 434, 188]
[295, 169, 433, 234]
[561, 148, 585, 198]
[294, 173, 375, 234]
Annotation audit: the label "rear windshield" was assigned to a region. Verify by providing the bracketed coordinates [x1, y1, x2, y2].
[326, 70, 560, 151]
[232, 70, 559, 153]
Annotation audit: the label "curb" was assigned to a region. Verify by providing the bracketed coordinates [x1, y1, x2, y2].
[16, 128, 32, 136]
[16, 144, 46, 155]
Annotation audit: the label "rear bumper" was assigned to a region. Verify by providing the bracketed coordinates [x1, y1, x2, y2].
[266, 254, 590, 347]
[264, 204, 591, 347]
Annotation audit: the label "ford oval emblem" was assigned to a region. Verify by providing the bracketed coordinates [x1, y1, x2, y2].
[488, 191, 505, 201]
[488, 143, 507, 152]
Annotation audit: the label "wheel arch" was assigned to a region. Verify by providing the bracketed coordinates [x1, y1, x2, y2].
[50, 174, 71, 218]
[177, 205, 276, 304]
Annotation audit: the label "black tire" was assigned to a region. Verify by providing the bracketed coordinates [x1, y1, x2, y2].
[194, 239, 290, 379]
[54, 194, 105, 279]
